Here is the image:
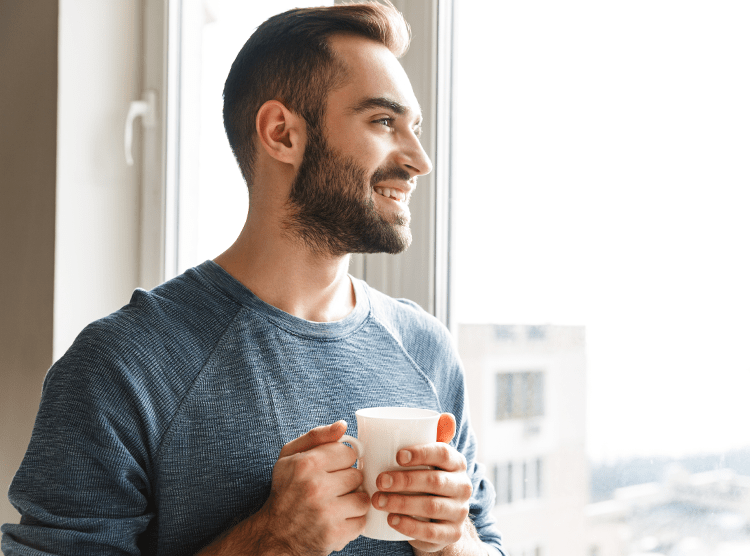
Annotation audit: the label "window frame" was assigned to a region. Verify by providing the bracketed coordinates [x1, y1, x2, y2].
[139, 0, 453, 323]
[347, 0, 454, 324]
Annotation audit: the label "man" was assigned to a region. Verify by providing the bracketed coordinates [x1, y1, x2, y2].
[2, 3, 504, 555]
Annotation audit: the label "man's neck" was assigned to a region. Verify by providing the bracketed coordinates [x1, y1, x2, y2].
[214, 222, 356, 323]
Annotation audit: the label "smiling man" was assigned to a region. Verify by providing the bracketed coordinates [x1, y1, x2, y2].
[2, 3, 503, 556]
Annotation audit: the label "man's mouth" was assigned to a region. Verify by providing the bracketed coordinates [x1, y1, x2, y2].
[373, 186, 406, 202]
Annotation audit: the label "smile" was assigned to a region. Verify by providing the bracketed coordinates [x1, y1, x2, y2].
[373, 186, 406, 202]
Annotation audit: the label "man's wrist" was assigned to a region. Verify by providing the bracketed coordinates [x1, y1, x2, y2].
[413, 517, 489, 556]
[195, 506, 283, 556]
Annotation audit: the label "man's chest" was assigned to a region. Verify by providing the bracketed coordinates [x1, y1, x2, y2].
[149, 338, 440, 553]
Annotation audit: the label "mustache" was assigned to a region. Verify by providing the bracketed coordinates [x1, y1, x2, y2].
[370, 165, 412, 185]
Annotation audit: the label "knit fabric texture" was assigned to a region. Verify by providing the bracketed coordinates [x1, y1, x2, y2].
[2, 261, 504, 555]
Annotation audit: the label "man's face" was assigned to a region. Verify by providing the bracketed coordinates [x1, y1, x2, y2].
[286, 125, 414, 255]
[284, 34, 432, 257]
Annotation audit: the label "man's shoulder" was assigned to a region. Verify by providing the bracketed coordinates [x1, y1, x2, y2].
[359, 282, 465, 405]
[87, 266, 238, 346]
[52, 265, 243, 390]
[36, 266, 245, 445]
[364, 282, 441, 327]
[361, 280, 454, 355]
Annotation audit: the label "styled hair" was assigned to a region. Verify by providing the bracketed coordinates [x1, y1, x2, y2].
[222, 1, 411, 188]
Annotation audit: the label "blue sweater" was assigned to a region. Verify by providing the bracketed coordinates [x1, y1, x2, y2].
[2, 261, 504, 555]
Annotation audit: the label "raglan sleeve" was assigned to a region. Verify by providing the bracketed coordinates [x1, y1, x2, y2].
[1, 326, 155, 555]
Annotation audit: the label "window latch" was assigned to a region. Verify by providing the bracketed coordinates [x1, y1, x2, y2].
[124, 90, 157, 166]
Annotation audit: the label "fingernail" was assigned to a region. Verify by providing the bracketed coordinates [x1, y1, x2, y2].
[381, 473, 393, 489]
[378, 494, 388, 508]
[399, 450, 412, 464]
[391, 515, 401, 526]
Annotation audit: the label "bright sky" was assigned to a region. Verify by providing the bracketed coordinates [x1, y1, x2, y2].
[191, 1, 750, 462]
[452, 1, 750, 461]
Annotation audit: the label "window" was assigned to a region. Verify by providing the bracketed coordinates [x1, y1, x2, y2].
[154, 0, 449, 315]
[493, 458, 545, 506]
[535, 457, 543, 498]
[496, 372, 545, 421]
[492, 462, 515, 505]
[453, 1, 750, 555]
[507, 462, 513, 504]
[166, 0, 333, 278]
[141, 1, 750, 555]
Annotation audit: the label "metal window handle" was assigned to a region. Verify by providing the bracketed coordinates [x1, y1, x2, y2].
[125, 90, 157, 166]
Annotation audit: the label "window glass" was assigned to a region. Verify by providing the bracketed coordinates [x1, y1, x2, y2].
[495, 372, 545, 420]
[453, 2, 750, 555]
[176, 0, 333, 272]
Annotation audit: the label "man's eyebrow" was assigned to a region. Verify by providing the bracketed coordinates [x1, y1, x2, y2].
[349, 96, 422, 124]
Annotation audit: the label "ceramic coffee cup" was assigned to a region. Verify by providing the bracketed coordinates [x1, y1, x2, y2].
[339, 406, 440, 541]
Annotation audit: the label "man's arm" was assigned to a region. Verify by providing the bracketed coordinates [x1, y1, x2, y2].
[197, 421, 369, 556]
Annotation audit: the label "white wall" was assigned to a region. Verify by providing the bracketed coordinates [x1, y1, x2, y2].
[54, 0, 143, 360]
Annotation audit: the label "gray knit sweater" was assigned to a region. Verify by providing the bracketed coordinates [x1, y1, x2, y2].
[2, 261, 504, 555]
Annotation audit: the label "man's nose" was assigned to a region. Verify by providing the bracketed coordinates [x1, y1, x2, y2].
[398, 132, 433, 178]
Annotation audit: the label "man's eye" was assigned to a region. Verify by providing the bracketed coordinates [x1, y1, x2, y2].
[374, 117, 394, 128]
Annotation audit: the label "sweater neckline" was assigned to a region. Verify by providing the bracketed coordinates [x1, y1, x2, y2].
[192, 260, 371, 340]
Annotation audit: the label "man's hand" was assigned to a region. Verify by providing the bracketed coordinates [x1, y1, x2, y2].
[198, 421, 369, 556]
[263, 420, 369, 553]
[370, 429, 474, 553]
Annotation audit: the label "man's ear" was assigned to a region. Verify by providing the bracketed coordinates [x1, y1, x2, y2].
[255, 100, 305, 166]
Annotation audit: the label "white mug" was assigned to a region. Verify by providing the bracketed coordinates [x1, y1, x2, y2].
[340, 406, 440, 541]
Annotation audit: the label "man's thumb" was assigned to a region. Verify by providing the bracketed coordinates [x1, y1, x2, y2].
[437, 413, 456, 444]
[279, 420, 348, 457]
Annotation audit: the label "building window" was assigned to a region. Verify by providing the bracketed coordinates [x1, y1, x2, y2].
[493, 458, 545, 505]
[496, 371, 545, 420]
[494, 325, 516, 340]
[527, 325, 546, 341]
[536, 457, 544, 498]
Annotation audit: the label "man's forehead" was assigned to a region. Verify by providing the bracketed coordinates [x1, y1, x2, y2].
[327, 35, 423, 122]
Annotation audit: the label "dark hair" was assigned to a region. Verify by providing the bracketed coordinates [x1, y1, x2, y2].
[222, 1, 410, 188]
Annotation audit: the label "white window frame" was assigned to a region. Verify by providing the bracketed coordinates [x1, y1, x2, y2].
[138, 0, 453, 324]
[139, 0, 169, 291]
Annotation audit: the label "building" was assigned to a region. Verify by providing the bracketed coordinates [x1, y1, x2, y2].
[586, 466, 750, 556]
[459, 324, 588, 556]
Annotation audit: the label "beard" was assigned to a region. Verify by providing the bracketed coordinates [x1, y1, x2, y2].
[283, 125, 413, 257]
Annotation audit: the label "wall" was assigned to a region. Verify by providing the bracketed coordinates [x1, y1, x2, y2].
[0, 0, 59, 526]
[0, 0, 142, 524]
[54, 0, 142, 360]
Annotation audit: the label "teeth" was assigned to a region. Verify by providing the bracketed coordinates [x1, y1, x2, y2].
[374, 186, 405, 202]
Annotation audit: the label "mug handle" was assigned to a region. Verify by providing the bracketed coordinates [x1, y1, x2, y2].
[339, 434, 364, 459]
